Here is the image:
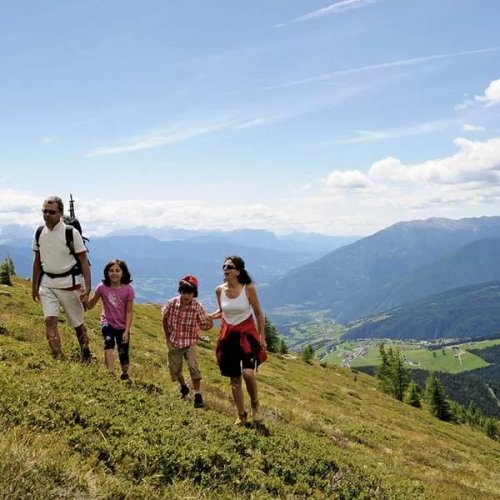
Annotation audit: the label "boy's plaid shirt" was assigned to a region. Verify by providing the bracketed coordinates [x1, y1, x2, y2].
[161, 296, 210, 348]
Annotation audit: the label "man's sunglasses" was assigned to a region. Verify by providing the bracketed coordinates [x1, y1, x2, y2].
[222, 264, 236, 270]
[41, 209, 58, 215]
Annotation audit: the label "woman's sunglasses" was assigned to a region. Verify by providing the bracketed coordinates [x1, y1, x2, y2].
[222, 264, 236, 270]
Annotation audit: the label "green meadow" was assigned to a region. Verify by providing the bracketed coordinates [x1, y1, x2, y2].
[2, 277, 500, 499]
[325, 341, 493, 373]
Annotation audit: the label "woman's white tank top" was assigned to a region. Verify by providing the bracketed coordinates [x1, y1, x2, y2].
[221, 285, 251, 325]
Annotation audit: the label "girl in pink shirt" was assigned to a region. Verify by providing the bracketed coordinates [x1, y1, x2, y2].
[87, 259, 135, 380]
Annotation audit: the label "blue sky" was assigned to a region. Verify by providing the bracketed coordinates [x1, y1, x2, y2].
[1, 0, 500, 236]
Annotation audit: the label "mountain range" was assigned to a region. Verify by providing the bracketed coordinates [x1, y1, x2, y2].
[261, 216, 500, 326]
[3, 217, 500, 342]
[0, 226, 356, 306]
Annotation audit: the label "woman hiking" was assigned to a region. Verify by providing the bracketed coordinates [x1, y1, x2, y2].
[210, 255, 267, 425]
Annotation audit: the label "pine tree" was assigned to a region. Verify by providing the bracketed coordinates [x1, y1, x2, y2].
[466, 400, 481, 426]
[390, 349, 409, 402]
[0, 259, 12, 286]
[405, 381, 421, 408]
[425, 373, 451, 421]
[6, 256, 15, 276]
[376, 343, 391, 394]
[264, 315, 280, 353]
[483, 417, 498, 440]
[278, 337, 288, 355]
[301, 344, 315, 364]
[449, 401, 467, 424]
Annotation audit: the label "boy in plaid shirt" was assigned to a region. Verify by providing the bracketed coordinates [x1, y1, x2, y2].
[162, 275, 213, 408]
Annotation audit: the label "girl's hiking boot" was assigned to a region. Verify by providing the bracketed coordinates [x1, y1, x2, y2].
[251, 401, 263, 423]
[194, 393, 204, 409]
[120, 373, 130, 381]
[180, 384, 190, 399]
[234, 411, 248, 426]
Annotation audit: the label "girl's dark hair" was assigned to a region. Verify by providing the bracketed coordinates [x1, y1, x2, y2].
[178, 280, 198, 298]
[102, 259, 133, 286]
[225, 255, 253, 285]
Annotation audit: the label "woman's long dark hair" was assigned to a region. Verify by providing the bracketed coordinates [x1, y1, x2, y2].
[102, 259, 133, 286]
[225, 255, 253, 285]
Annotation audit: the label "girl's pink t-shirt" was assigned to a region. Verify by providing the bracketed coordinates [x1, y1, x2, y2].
[94, 282, 135, 330]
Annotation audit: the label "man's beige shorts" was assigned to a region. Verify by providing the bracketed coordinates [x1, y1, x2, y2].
[39, 286, 84, 328]
[167, 342, 202, 382]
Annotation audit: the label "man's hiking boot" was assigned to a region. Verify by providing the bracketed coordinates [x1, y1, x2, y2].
[120, 373, 130, 381]
[180, 384, 190, 399]
[81, 348, 92, 364]
[234, 411, 248, 426]
[251, 401, 263, 423]
[194, 393, 204, 409]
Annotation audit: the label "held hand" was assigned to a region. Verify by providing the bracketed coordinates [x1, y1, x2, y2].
[80, 289, 90, 303]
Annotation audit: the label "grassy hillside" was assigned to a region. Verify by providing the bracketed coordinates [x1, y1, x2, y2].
[2, 278, 500, 499]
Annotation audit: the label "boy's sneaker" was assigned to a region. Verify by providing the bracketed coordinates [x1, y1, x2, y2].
[180, 384, 190, 399]
[251, 401, 263, 423]
[194, 393, 204, 409]
[234, 411, 248, 426]
[120, 373, 130, 381]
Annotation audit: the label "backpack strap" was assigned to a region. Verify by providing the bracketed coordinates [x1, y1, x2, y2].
[65, 225, 81, 287]
[35, 226, 44, 249]
[65, 225, 76, 258]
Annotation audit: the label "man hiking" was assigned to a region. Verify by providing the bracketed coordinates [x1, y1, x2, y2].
[32, 196, 92, 361]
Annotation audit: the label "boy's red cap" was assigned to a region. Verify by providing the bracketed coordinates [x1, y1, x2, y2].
[180, 274, 199, 290]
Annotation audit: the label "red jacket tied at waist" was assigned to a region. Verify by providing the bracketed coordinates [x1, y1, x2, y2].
[216, 315, 268, 366]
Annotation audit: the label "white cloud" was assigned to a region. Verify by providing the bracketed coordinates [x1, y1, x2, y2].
[86, 120, 235, 157]
[0, 189, 43, 225]
[365, 137, 500, 185]
[456, 78, 500, 110]
[5, 137, 500, 237]
[315, 136, 500, 222]
[474, 78, 500, 107]
[369, 157, 406, 181]
[336, 120, 456, 144]
[267, 47, 500, 90]
[461, 123, 485, 132]
[455, 99, 474, 111]
[235, 117, 282, 129]
[276, 0, 379, 27]
[41, 136, 55, 144]
[324, 170, 374, 190]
